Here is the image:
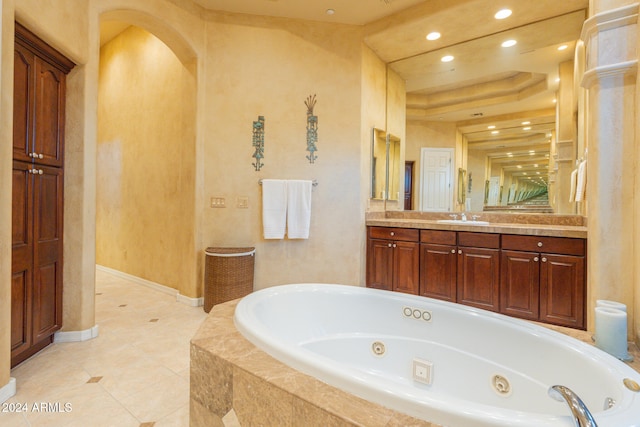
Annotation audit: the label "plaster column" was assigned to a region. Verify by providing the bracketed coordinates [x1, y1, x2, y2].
[0, 0, 16, 401]
[581, 3, 638, 340]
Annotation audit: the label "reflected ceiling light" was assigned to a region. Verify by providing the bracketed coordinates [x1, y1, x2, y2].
[556, 77, 561, 82]
[523, 173, 528, 176]
[517, 165, 523, 169]
[495, 9, 512, 19]
[507, 153, 513, 157]
[501, 39, 517, 48]
[441, 55, 454, 62]
[491, 130, 499, 135]
[558, 44, 568, 51]
[523, 126, 531, 131]
[488, 125, 496, 129]
[326, 8, 335, 15]
[553, 98, 557, 103]
[426, 32, 441, 41]
[521, 121, 530, 125]
[536, 172, 541, 175]
[534, 164, 539, 167]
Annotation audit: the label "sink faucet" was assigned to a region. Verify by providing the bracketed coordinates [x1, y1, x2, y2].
[460, 212, 467, 222]
[548, 385, 598, 427]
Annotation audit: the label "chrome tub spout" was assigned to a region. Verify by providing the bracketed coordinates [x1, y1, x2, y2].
[548, 385, 598, 427]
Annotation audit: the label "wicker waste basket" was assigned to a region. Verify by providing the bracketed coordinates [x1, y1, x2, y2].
[204, 247, 255, 313]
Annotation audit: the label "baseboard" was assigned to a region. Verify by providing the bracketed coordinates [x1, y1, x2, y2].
[0, 378, 16, 404]
[54, 325, 99, 343]
[177, 293, 204, 307]
[96, 265, 203, 307]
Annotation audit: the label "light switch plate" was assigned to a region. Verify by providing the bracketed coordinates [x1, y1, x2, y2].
[237, 196, 249, 208]
[210, 197, 226, 208]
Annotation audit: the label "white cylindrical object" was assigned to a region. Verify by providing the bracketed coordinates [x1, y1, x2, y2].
[595, 307, 629, 360]
[596, 299, 627, 312]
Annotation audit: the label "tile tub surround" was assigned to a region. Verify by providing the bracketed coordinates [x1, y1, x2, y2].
[190, 299, 640, 427]
[366, 211, 587, 238]
[190, 300, 439, 427]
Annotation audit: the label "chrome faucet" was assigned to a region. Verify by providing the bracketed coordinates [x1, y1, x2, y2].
[548, 385, 598, 427]
[460, 212, 467, 222]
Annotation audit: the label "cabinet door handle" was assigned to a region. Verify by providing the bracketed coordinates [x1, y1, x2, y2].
[541, 257, 547, 262]
[534, 257, 539, 262]
[537, 242, 543, 247]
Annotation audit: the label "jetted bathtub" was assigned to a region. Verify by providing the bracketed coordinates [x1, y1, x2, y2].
[234, 284, 640, 426]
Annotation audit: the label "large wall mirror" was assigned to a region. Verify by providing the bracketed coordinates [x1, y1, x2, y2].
[367, 1, 588, 215]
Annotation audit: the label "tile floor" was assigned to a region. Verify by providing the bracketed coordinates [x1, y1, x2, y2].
[2, 268, 208, 427]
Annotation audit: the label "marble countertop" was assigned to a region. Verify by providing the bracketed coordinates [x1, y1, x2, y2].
[366, 218, 587, 238]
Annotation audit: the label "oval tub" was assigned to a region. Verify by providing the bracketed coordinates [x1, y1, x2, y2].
[234, 284, 640, 427]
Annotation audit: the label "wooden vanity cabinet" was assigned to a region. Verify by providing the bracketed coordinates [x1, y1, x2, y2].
[366, 227, 419, 295]
[419, 230, 457, 302]
[501, 235, 586, 329]
[456, 232, 501, 312]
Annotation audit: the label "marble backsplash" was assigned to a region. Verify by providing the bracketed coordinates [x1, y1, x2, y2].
[368, 210, 586, 226]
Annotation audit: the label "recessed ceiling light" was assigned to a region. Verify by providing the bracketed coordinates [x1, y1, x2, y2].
[326, 8, 335, 15]
[523, 126, 531, 131]
[441, 55, 454, 62]
[501, 39, 517, 48]
[488, 125, 496, 129]
[495, 9, 512, 19]
[507, 153, 513, 157]
[491, 130, 499, 135]
[426, 32, 441, 41]
[521, 121, 530, 125]
[558, 44, 568, 51]
[517, 165, 523, 169]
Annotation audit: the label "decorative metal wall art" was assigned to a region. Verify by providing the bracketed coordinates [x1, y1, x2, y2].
[252, 116, 265, 171]
[305, 94, 318, 164]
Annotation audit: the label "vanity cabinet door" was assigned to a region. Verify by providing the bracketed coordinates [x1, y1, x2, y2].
[420, 243, 457, 302]
[457, 247, 500, 312]
[393, 241, 420, 295]
[540, 254, 585, 329]
[366, 238, 394, 291]
[500, 250, 540, 320]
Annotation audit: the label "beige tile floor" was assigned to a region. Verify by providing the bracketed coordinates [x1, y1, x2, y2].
[2, 268, 208, 427]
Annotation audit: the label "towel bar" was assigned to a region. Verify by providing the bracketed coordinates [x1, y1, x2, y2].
[259, 179, 318, 186]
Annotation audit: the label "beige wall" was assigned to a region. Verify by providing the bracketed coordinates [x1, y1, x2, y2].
[97, 26, 196, 295]
[201, 14, 366, 289]
[405, 120, 458, 210]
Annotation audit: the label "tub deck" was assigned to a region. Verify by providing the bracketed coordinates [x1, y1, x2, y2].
[190, 297, 639, 427]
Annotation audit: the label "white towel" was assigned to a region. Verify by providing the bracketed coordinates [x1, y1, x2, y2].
[569, 168, 578, 202]
[286, 180, 312, 239]
[575, 160, 587, 202]
[262, 179, 287, 239]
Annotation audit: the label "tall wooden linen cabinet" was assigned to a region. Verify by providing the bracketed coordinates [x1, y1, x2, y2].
[11, 23, 74, 367]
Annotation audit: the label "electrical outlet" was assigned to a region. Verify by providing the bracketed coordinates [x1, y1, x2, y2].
[237, 196, 249, 209]
[210, 197, 226, 208]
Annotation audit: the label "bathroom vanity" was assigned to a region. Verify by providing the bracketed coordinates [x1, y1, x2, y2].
[366, 213, 587, 329]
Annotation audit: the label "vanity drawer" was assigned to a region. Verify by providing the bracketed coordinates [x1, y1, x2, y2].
[457, 232, 500, 249]
[420, 230, 456, 245]
[501, 234, 585, 256]
[369, 227, 419, 242]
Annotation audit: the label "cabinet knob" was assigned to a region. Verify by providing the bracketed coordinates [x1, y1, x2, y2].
[29, 152, 35, 158]
[542, 257, 547, 262]
[537, 242, 543, 247]
[451, 249, 456, 254]
[393, 243, 397, 248]
[458, 250, 462, 254]
[38, 153, 44, 159]
[387, 243, 392, 248]
[390, 231, 395, 236]
[534, 257, 539, 262]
